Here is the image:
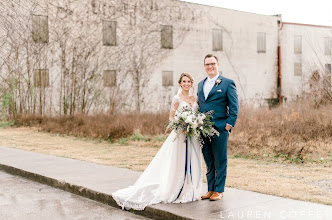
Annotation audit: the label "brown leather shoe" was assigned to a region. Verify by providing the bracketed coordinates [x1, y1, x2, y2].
[201, 191, 214, 200]
[209, 192, 223, 201]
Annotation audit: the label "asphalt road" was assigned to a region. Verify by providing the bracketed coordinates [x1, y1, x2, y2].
[0, 171, 150, 220]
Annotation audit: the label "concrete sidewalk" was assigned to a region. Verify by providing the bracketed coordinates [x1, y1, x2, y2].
[0, 146, 331, 220]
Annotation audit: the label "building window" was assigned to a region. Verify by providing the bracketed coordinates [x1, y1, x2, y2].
[162, 71, 173, 86]
[294, 35, 302, 54]
[294, 62, 302, 76]
[33, 69, 49, 87]
[32, 15, 49, 43]
[103, 70, 116, 87]
[325, 37, 332, 55]
[257, 32, 266, 53]
[212, 29, 223, 51]
[161, 25, 173, 49]
[103, 21, 116, 46]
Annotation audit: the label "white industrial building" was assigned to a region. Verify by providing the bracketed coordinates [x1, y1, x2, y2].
[0, 0, 331, 115]
[280, 22, 332, 102]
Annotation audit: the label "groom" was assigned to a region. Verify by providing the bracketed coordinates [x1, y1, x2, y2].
[198, 54, 239, 201]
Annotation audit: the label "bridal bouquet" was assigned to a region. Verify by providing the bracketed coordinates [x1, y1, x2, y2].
[166, 106, 219, 145]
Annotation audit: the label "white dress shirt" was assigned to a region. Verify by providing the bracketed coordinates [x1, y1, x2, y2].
[203, 74, 219, 100]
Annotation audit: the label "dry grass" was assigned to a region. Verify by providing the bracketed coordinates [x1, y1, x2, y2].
[230, 103, 332, 161]
[12, 102, 332, 161]
[0, 127, 331, 205]
[14, 112, 169, 140]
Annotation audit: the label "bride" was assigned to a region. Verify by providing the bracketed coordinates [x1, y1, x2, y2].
[112, 73, 202, 210]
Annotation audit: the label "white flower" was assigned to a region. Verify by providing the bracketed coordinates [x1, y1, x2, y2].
[216, 78, 221, 87]
[197, 114, 205, 121]
[181, 111, 189, 118]
[185, 115, 194, 124]
[192, 119, 199, 127]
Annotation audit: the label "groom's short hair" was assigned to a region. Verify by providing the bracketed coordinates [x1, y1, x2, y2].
[204, 54, 219, 64]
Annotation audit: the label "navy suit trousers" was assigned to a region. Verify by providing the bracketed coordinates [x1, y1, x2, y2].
[202, 129, 229, 193]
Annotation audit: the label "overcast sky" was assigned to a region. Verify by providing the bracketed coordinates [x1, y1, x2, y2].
[180, 0, 332, 26]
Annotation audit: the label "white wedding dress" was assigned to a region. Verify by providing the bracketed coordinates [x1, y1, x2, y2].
[112, 94, 202, 210]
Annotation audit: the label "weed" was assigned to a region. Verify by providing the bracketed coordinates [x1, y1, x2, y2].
[0, 120, 15, 127]
[130, 130, 146, 141]
[119, 138, 128, 145]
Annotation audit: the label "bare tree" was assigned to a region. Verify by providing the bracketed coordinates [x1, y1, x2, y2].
[0, 0, 198, 117]
[103, 0, 196, 112]
[0, 0, 47, 118]
[304, 31, 332, 106]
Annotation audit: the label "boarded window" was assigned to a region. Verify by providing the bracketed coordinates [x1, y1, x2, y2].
[33, 69, 49, 87]
[103, 70, 116, 87]
[32, 15, 49, 43]
[212, 29, 223, 51]
[325, 37, 332, 55]
[294, 62, 302, 76]
[257, 32, 266, 53]
[103, 21, 116, 46]
[294, 35, 302, 54]
[161, 25, 173, 49]
[162, 71, 173, 86]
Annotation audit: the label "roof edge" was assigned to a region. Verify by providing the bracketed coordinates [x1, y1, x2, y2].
[282, 22, 332, 29]
[177, 0, 282, 19]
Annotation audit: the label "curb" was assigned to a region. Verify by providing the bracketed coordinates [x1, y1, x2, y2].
[0, 163, 194, 220]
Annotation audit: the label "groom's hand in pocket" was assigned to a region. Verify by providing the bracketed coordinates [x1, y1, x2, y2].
[225, 123, 232, 132]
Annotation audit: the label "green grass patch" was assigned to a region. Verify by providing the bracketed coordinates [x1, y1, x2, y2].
[0, 120, 15, 128]
[130, 130, 146, 141]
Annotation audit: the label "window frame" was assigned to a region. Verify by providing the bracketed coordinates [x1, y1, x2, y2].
[103, 70, 117, 87]
[294, 35, 302, 54]
[257, 32, 266, 53]
[161, 25, 173, 49]
[102, 20, 117, 46]
[212, 29, 223, 51]
[162, 71, 173, 86]
[33, 69, 50, 88]
[32, 15, 49, 43]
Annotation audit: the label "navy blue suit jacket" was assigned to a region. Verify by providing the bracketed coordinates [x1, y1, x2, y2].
[198, 75, 239, 132]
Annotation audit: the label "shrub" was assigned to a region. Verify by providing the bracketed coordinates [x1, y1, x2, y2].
[229, 102, 332, 160]
[13, 102, 332, 160]
[14, 112, 169, 141]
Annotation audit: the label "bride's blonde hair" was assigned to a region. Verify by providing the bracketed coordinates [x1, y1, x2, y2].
[178, 72, 194, 84]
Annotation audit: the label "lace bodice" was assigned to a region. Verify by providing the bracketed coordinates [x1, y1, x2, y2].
[170, 94, 199, 114]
